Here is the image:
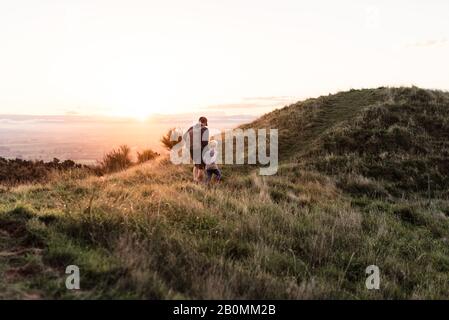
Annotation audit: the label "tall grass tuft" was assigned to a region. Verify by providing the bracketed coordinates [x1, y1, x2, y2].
[161, 128, 182, 151]
[100, 145, 133, 173]
[137, 149, 160, 164]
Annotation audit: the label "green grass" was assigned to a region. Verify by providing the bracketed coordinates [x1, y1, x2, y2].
[1, 87, 449, 299]
[244, 87, 449, 196]
[1, 159, 449, 299]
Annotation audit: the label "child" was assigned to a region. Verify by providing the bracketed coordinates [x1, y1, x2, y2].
[205, 140, 221, 184]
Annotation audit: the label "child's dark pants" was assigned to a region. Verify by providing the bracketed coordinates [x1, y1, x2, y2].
[206, 169, 221, 183]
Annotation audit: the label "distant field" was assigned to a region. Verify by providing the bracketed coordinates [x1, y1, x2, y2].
[0, 114, 255, 164]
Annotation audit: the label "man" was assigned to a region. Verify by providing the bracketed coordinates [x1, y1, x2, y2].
[184, 116, 209, 182]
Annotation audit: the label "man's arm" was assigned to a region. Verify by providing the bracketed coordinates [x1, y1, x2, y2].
[183, 126, 192, 148]
[203, 128, 210, 145]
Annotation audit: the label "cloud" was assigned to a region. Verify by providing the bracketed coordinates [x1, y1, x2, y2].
[149, 113, 257, 125]
[65, 110, 80, 115]
[405, 38, 448, 48]
[242, 96, 295, 102]
[0, 114, 132, 124]
[206, 103, 266, 110]
[205, 96, 297, 111]
[0, 116, 65, 124]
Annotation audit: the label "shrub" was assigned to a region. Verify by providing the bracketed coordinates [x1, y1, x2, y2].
[0, 157, 91, 185]
[137, 149, 160, 164]
[161, 128, 182, 151]
[100, 145, 133, 173]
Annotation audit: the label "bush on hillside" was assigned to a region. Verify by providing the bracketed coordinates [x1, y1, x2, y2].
[100, 145, 133, 173]
[137, 149, 160, 164]
[0, 157, 91, 185]
[161, 128, 182, 151]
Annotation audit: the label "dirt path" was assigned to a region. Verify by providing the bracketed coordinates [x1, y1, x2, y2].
[0, 210, 46, 299]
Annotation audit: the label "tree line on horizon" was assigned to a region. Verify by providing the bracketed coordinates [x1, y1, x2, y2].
[0, 129, 181, 185]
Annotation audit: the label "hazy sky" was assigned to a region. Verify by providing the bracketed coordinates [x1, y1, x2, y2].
[1, 0, 448, 118]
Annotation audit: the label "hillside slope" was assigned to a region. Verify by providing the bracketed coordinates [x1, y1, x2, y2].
[244, 87, 449, 196]
[1, 87, 449, 299]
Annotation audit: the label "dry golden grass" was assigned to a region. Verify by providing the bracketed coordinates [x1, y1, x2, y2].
[2, 87, 449, 299]
[2, 155, 448, 299]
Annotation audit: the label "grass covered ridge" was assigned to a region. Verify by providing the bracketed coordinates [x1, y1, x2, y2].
[1, 87, 449, 299]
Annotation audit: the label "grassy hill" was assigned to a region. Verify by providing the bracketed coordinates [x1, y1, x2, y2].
[244, 87, 449, 196]
[1, 87, 449, 299]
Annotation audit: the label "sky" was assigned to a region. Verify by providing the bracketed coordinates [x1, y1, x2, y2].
[0, 0, 448, 119]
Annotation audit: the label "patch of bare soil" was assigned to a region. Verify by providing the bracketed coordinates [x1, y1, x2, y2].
[0, 213, 49, 299]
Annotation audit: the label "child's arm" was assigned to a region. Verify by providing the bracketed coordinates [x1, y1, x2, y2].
[209, 149, 218, 164]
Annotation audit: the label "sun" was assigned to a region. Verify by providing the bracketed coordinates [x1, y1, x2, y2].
[103, 84, 178, 120]
[105, 93, 164, 120]
[129, 109, 153, 121]
[104, 102, 151, 120]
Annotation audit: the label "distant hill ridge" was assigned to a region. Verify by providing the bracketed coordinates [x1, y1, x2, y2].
[243, 87, 449, 196]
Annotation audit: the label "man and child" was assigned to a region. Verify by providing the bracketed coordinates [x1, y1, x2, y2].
[184, 116, 221, 184]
